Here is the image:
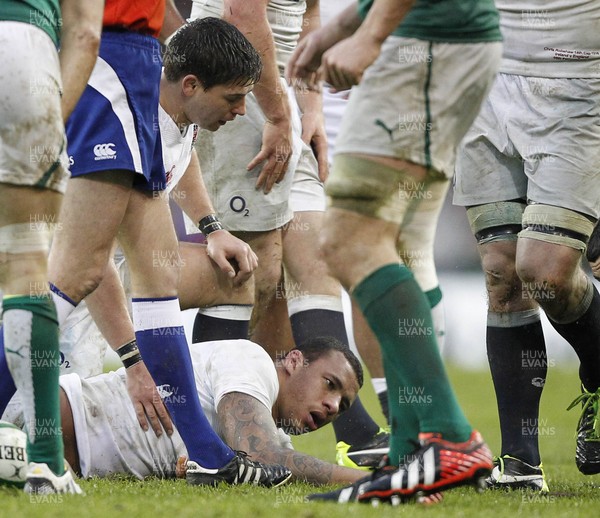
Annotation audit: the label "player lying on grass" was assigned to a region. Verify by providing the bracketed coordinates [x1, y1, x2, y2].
[43, 337, 365, 486]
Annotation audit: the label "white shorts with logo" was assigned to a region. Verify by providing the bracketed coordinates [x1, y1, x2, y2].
[0, 22, 69, 193]
[195, 80, 323, 232]
[333, 37, 503, 177]
[454, 73, 600, 219]
[1, 366, 185, 479]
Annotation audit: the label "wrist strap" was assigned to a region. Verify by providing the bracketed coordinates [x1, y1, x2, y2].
[116, 339, 143, 369]
[198, 214, 224, 237]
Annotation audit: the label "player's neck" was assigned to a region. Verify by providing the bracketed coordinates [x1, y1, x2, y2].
[159, 74, 191, 129]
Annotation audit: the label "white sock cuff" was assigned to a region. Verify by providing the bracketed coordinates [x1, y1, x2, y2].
[487, 308, 541, 328]
[197, 304, 253, 321]
[371, 377, 388, 395]
[132, 297, 183, 331]
[287, 295, 343, 316]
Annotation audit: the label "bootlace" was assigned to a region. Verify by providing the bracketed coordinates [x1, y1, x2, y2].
[567, 386, 600, 440]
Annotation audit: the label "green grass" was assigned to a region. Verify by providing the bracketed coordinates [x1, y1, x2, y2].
[2, 366, 599, 517]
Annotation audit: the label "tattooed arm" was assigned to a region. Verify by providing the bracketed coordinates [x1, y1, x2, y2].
[217, 392, 365, 485]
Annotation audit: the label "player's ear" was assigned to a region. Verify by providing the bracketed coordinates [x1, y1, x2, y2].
[285, 349, 304, 373]
[181, 74, 203, 96]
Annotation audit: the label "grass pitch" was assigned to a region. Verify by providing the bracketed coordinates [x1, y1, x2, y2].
[2, 366, 599, 517]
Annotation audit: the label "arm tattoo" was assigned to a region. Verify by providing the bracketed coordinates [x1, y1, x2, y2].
[217, 392, 362, 485]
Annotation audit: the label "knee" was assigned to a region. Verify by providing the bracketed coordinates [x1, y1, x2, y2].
[479, 244, 522, 307]
[319, 228, 359, 290]
[516, 203, 594, 299]
[240, 231, 282, 300]
[55, 261, 106, 301]
[515, 254, 569, 302]
[79, 265, 106, 298]
[48, 244, 114, 300]
[515, 255, 542, 286]
[481, 246, 515, 285]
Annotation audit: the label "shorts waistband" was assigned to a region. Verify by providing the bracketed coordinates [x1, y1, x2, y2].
[101, 28, 160, 51]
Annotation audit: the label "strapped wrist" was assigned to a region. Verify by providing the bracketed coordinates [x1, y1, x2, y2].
[117, 339, 143, 369]
[198, 214, 224, 237]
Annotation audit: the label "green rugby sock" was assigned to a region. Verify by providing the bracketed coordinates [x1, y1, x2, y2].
[3, 295, 64, 475]
[425, 286, 443, 308]
[378, 344, 420, 465]
[353, 264, 471, 459]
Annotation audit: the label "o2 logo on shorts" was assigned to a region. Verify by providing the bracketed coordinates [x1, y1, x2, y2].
[59, 352, 71, 369]
[229, 196, 250, 217]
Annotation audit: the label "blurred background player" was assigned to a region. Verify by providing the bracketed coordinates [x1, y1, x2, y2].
[0, 0, 102, 493]
[288, 0, 501, 504]
[454, 0, 600, 489]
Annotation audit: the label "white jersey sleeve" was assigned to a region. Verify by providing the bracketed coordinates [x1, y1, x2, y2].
[191, 339, 279, 438]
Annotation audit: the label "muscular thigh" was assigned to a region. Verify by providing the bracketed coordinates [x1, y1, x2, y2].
[322, 207, 400, 292]
[282, 211, 338, 295]
[48, 171, 134, 296]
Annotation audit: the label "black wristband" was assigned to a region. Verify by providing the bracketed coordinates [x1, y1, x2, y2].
[117, 339, 143, 369]
[198, 214, 224, 237]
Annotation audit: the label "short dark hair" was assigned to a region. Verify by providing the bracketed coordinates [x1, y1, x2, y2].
[163, 17, 262, 90]
[291, 336, 364, 388]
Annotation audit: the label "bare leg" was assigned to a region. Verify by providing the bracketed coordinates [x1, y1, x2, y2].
[233, 229, 283, 345]
[249, 273, 295, 358]
[48, 171, 133, 303]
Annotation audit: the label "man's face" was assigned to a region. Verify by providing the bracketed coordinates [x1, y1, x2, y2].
[278, 351, 360, 435]
[185, 81, 253, 131]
